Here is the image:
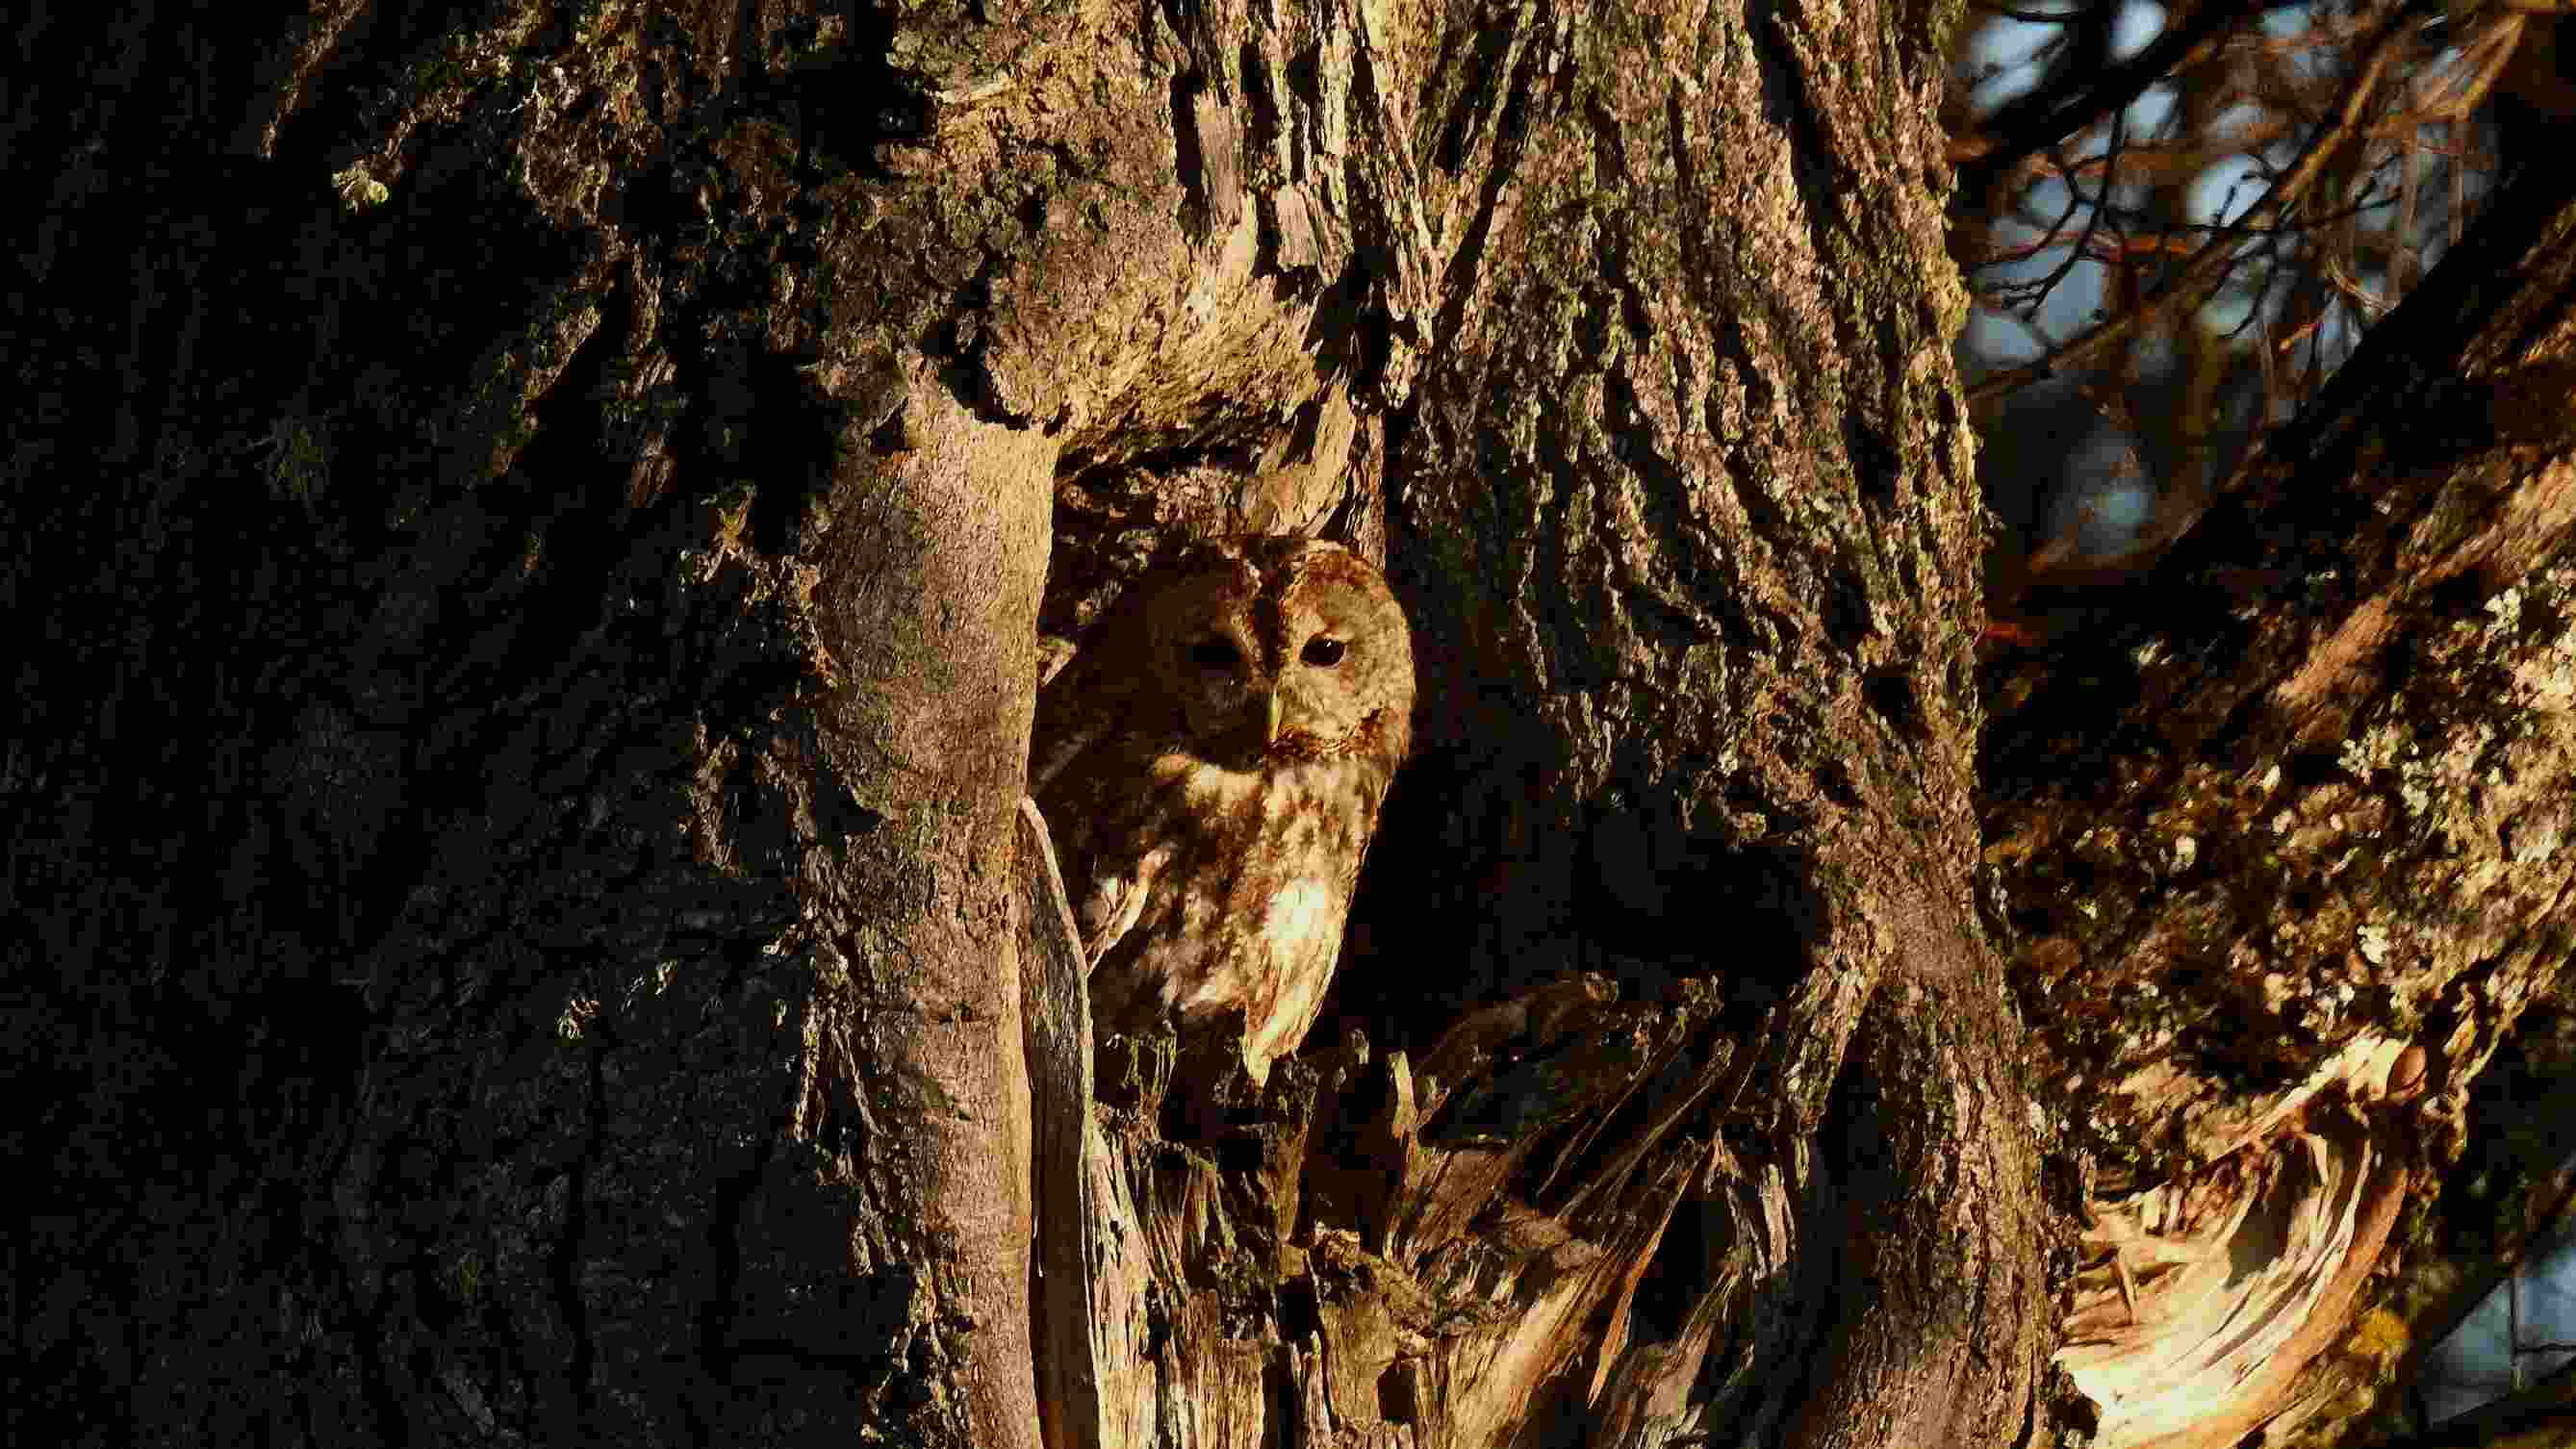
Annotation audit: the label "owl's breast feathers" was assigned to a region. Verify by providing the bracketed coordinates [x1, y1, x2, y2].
[1038, 713, 1401, 1083]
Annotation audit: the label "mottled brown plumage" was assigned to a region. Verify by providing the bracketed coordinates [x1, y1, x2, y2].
[1032, 536, 1414, 1086]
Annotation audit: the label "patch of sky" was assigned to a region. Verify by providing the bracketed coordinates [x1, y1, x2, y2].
[2126, 79, 2176, 137]
[1965, 1, 2178, 115]
[2189, 153, 2266, 230]
[2421, 1228, 2576, 1425]
[1967, 21, 2062, 114]
[2111, 1, 2165, 61]
[2044, 440, 2157, 560]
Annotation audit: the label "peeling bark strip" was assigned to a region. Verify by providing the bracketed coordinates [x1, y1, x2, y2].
[1982, 161, 2576, 1447]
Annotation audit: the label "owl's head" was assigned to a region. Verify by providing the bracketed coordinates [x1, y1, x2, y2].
[1142, 536, 1414, 770]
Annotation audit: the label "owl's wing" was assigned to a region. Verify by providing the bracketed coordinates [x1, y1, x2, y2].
[1023, 784, 1152, 979]
[1029, 715, 1107, 797]
[1074, 845, 1164, 975]
[1028, 642, 1125, 796]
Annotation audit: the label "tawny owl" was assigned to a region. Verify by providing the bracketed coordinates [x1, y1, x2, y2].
[1032, 536, 1415, 1087]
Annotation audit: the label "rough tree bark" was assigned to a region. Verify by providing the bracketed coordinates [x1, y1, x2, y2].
[8, 5, 2572, 1449]
[1978, 151, 2576, 1449]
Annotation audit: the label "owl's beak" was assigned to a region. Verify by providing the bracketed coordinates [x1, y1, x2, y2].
[1262, 692, 1286, 745]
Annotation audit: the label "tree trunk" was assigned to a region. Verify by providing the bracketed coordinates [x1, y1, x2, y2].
[11, 5, 2573, 1449]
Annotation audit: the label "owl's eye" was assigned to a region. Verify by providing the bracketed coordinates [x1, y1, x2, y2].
[1301, 636, 1347, 667]
[1190, 636, 1243, 670]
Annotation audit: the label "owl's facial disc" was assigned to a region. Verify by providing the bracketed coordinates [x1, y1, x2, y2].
[1180, 635, 1335, 767]
[1144, 539, 1411, 771]
[1177, 626, 1275, 764]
